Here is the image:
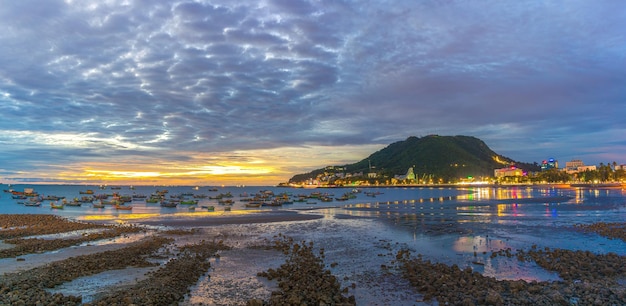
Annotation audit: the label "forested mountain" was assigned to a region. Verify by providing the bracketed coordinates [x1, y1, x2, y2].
[289, 135, 540, 183]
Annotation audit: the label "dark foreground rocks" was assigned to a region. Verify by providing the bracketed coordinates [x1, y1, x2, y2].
[255, 234, 356, 306]
[0, 236, 172, 305]
[85, 239, 231, 306]
[397, 222, 626, 306]
[0, 214, 108, 239]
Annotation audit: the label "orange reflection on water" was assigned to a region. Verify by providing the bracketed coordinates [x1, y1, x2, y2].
[457, 187, 535, 201]
[80, 209, 254, 222]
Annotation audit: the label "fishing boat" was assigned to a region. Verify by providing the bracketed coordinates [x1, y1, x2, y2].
[160, 201, 177, 208]
[50, 202, 64, 209]
[42, 195, 64, 201]
[245, 202, 261, 208]
[24, 201, 41, 207]
[114, 204, 132, 210]
[218, 199, 234, 205]
[63, 199, 82, 207]
[92, 201, 105, 208]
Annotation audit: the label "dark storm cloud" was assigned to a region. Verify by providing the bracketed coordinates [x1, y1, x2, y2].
[0, 0, 625, 181]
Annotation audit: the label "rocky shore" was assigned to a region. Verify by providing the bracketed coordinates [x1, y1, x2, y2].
[1, 214, 625, 305]
[396, 222, 626, 305]
[0, 215, 354, 305]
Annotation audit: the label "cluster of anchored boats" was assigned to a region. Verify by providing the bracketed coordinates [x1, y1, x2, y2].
[3, 186, 365, 212]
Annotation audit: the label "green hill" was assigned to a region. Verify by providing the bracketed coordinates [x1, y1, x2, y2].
[289, 135, 540, 184]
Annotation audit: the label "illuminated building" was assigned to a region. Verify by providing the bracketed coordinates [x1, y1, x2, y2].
[564, 159, 596, 174]
[394, 167, 415, 180]
[541, 158, 558, 171]
[494, 166, 524, 178]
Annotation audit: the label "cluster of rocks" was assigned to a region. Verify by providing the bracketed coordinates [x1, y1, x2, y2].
[397, 223, 626, 305]
[254, 234, 355, 306]
[0, 214, 107, 239]
[85, 240, 230, 305]
[573, 222, 626, 242]
[0, 236, 173, 305]
[0, 214, 235, 305]
[398, 250, 557, 305]
[515, 245, 625, 282]
[1, 225, 144, 258]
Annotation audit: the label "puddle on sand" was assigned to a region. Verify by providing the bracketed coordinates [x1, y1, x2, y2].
[48, 266, 160, 304]
[28, 228, 105, 240]
[0, 232, 158, 275]
[183, 248, 282, 305]
[77, 231, 153, 247]
[0, 241, 14, 250]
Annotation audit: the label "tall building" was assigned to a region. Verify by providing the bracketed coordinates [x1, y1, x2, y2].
[541, 158, 558, 171]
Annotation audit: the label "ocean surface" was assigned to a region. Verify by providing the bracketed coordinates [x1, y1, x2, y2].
[2, 184, 625, 225]
[2, 184, 626, 294]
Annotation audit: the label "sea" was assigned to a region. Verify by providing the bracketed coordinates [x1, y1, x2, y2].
[2, 184, 625, 225]
[2, 184, 626, 301]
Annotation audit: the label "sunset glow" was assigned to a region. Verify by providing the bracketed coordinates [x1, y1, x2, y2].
[1, 1, 624, 185]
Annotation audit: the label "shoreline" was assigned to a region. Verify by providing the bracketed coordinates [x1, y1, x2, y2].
[124, 210, 324, 227]
[286, 182, 626, 189]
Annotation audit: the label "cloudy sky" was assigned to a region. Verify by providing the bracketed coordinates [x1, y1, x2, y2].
[1, 0, 624, 185]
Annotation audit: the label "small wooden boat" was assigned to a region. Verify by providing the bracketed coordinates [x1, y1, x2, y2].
[63, 199, 82, 207]
[218, 199, 234, 205]
[50, 202, 64, 209]
[160, 201, 177, 208]
[201, 205, 215, 211]
[92, 202, 105, 208]
[245, 202, 261, 208]
[115, 204, 132, 210]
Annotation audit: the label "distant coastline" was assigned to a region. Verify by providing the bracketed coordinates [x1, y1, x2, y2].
[285, 182, 626, 189]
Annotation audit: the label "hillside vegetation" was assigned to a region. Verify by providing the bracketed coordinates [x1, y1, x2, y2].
[289, 135, 540, 183]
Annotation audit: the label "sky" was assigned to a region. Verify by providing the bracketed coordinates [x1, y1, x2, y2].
[1, 0, 625, 186]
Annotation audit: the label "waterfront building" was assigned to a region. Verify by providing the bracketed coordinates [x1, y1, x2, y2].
[564, 159, 596, 174]
[494, 166, 524, 178]
[541, 158, 558, 171]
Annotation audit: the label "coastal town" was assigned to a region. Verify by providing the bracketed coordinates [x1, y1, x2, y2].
[287, 158, 626, 188]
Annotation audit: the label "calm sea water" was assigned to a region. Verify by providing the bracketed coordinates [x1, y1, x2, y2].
[1, 184, 625, 226]
[0, 184, 465, 218]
